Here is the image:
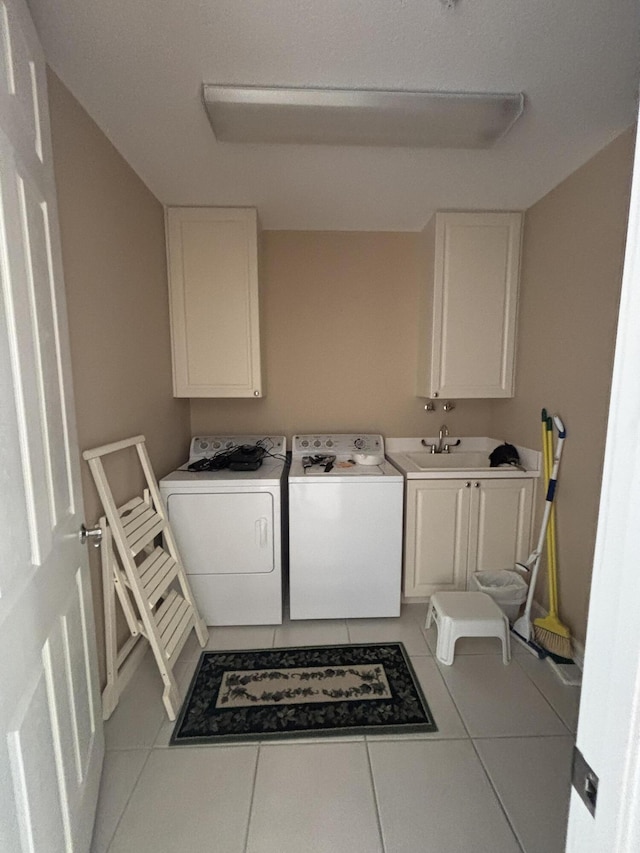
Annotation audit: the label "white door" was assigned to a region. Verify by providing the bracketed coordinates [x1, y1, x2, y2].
[0, 1, 104, 851]
[564, 123, 640, 847]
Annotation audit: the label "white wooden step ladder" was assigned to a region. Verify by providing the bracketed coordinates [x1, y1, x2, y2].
[83, 435, 208, 720]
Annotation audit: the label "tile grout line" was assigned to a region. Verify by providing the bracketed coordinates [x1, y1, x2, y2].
[366, 734, 470, 746]
[419, 648, 571, 740]
[368, 727, 525, 853]
[242, 743, 262, 853]
[512, 656, 576, 736]
[364, 739, 387, 853]
[469, 737, 526, 853]
[462, 731, 573, 740]
[420, 651, 474, 741]
[426, 633, 566, 852]
[103, 748, 153, 853]
[431, 649, 572, 740]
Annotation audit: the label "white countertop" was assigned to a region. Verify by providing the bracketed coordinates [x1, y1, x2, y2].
[386, 436, 541, 480]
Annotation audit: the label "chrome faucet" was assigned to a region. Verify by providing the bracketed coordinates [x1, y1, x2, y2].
[420, 424, 461, 453]
[436, 425, 449, 453]
[421, 425, 461, 454]
[422, 426, 448, 454]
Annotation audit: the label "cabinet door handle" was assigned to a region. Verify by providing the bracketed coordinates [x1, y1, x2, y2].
[465, 481, 471, 487]
[255, 518, 268, 547]
[474, 482, 480, 487]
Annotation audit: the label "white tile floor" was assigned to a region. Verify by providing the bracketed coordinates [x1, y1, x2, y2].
[92, 604, 580, 853]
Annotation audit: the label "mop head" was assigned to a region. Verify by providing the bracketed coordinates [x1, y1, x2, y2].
[533, 615, 573, 661]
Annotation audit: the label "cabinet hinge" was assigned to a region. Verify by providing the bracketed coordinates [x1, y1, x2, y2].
[572, 746, 598, 817]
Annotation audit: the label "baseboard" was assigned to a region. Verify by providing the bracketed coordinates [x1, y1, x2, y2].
[571, 637, 585, 670]
[401, 595, 429, 605]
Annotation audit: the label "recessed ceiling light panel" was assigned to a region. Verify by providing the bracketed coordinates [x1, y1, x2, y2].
[202, 85, 525, 149]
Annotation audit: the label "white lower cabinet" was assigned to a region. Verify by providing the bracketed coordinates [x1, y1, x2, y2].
[403, 477, 534, 597]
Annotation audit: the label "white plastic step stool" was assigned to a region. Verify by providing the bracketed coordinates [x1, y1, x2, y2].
[425, 591, 511, 666]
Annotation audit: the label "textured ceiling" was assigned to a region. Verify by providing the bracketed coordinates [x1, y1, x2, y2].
[28, 0, 640, 230]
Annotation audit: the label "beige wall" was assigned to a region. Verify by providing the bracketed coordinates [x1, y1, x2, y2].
[491, 128, 635, 644]
[191, 231, 493, 438]
[48, 71, 191, 683]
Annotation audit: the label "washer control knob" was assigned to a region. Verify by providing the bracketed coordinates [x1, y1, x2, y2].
[313, 440, 321, 447]
[326, 439, 334, 447]
[212, 441, 221, 449]
[198, 441, 208, 451]
[301, 439, 309, 448]
[354, 437, 365, 449]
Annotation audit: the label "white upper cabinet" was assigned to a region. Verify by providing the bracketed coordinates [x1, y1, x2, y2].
[165, 207, 263, 397]
[417, 211, 523, 399]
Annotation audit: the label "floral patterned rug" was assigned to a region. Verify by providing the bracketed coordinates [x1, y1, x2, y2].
[171, 643, 437, 745]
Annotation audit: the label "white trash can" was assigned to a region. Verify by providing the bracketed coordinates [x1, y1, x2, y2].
[470, 570, 528, 623]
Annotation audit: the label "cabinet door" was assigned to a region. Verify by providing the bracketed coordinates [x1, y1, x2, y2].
[467, 478, 534, 580]
[404, 480, 471, 597]
[166, 207, 262, 397]
[430, 212, 522, 398]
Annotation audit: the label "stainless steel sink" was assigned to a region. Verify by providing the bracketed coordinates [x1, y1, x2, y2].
[407, 451, 492, 470]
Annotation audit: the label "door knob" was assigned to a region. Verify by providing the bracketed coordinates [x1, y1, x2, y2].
[79, 524, 102, 548]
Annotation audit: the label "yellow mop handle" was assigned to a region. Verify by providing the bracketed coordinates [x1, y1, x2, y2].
[545, 419, 559, 615]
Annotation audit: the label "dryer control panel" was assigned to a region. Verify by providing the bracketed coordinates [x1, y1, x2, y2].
[189, 435, 286, 463]
[292, 434, 383, 457]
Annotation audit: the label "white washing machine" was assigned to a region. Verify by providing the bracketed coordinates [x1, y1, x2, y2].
[159, 435, 286, 626]
[288, 434, 403, 620]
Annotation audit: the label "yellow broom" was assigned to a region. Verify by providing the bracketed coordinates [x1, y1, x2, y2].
[534, 413, 573, 659]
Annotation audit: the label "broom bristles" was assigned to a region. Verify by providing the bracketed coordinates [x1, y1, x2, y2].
[533, 624, 573, 660]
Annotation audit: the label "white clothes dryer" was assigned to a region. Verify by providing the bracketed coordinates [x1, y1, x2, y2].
[159, 436, 286, 626]
[288, 434, 403, 620]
